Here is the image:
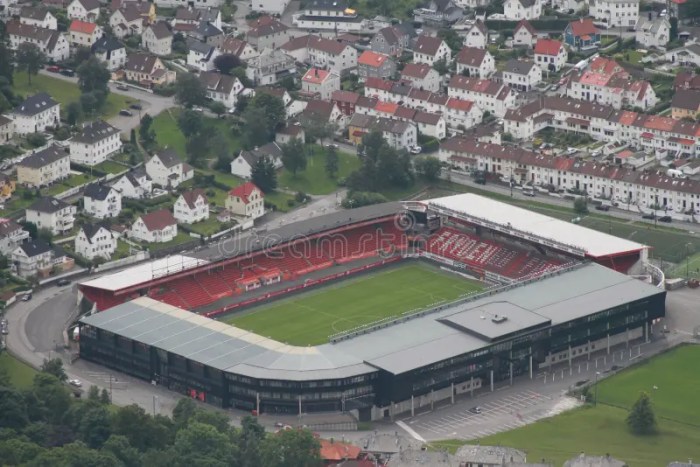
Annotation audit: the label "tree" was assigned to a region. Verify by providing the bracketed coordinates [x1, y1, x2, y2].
[177, 109, 204, 138]
[172, 398, 197, 429]
[80, 91, 105, 116]
[37, 228, 53, 243]
[246, 93, 285, 133]
[139, 114, 156, 145]
[32, 373, 72, 425]
[626, 391, 657, 435]
[260, 428, 321, 467]
[87, 385, 100, 402]
[0, 43, 15, 84]
[670, 16, 679, 41]
[281, 138, 307, 175]
[415, 156, 442, 181]
[251, 155, 277, 193]
[241, 106, 272, 148]
[174, 72, 207, 109]
[174, 422, 239, 466]
[26, 132, 47, 148]
[101, 435, 142, 467]
[16, 43, 45, 85]
[0, 438, 45, 465]
[130, 128, 137, 145]
[302, 121, 335, 146]
[325, 146, 339, 179]
[21, 221, 38, 239]
[438, 28, 464, 52]
[40, 358, 67, 382]
[99, 388, 111, 404]
[77, 56, 110, 109]
[573, 197, 588, 214]
[433, 58, 449, 75]
[191, 410, 231, 434]
[210, 101, 227, 117]
[78, 406, 112, 448]
[214, 53, 242, 74]
[0, 386, 29, 429]
[66, 101, 83, 125]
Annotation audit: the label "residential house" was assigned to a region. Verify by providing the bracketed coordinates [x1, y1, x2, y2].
[564, 18, 601, 50]
[357, 50, 396, 80]
[347, 114, 417, 149]
[0, 115, 14, 143]
[503, 0, 542, 20]
[225, 182, 265, 220]
[19, 7, 57, 29]
[6, 20, 70, 62]
[69, 119, 122, 166]
[590, 0, 639, 28]
[462, 20, 487, 49]
[245, 48, 296, 86]
[455, 46, 496, 78]
[635, 16, 669, 49]
[280, 34, 358, 76]
[219, 37, 258, 61]
[414, 0, 464, 24]
[671, 89, 700, 119]
[12, 93, 60, 135]
[299, 99, 344, 129]
[83, 183, 122, 219]
[513, 19, 538, 48]
[500, 59, 541, 92]
[413, 35, 452, 66]
[17, 145, 69, 188]
[92, 35, 126, 70]
[275, 125, 306, 145]
[143, 21, 172, 56]
[564, 453, 627, 467]
[12, 240, 72, 278]
[252, 0, 291, 15]
[448, 76, 517, 117]
[189, 21, 223, 47]
[130, 209, 177, 243]
[534, 38, 567, 72]
[67, 0, 100, 21]
[25, 197, 76, 236]
[0, 219, 30, 256]
[174, 189, 209, 224]
[145, 149, 194, 188]
[187, 39, 219, 72]
[331, 90, 360, 116]
[230, 142, 283, 178]
[75, 223, 117, 260]
[455, 445, 527, 467]
[112, 167, 152, 199]
[172, 6, 221, 31]
[400, 63, 441, 91]
[109, 0, 156, 22]
[199, 71, 244, 109]
[152, 0, 221, 8]
[291, 0, 364, 33]
[663, 44, 700, 68]
[674, 71, 700, 92]
[246, 17, 289, 50]
[302, 68, 341, 100]
[124, 53, 175, 86]
[68, 20, 102, 48]
[370, 26, 411, 57]
[0, 173, 14, 201]
[109, 3, 148, 38]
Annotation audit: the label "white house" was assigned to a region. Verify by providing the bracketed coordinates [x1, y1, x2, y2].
[69, 120, 122, 166]
[245, 48, 297, 86]
[225, 182, 265, 220]
[109, 5, 145, 38]
[635, 16, 669, 49]
[68, 20, 103, 48]
[252, 0, 291, 14]
[501, 59, 542, 92]
[504, 0, 542, 20]
[400, 63, 442, 92]
[230, 142, 283, 179]
[513, 19, 538, 48]
[279, 35, 358, 76]
[19, 7, 58, 30]
[187, 39, 220, 72]
[145, 149, 194, 188]
[16, 145, 70, 188]
[462, 20, 487, 49]
[174, 188, 209, 224]
[83, 183, 122, 219]
[448, 75, 518, 117]
[75, 223, 117, 260]
[0, 220, 30, 257]
[11, 240, 66, 278]
[199, 71, 244, 110]
[348, 113, 418, 150]
[246, 17, 290, 51]
[6, 20, 70, 62]
[67, 0, 100, 21]
[92, 36, 127, 71]
[219, 37, 258, 61]
[413, 35, 452, 66]
[534, 38, 567, 72]
[130, 209, 178, 243]
[455, 46, 496, 78]
[143, 21, 173, 56]
[112, 167, 152, 199]
[590, 0, 639, 28]
[25, 197, 76, 236]
[11, 93, 60, 135]
[302, 68, 341, 100]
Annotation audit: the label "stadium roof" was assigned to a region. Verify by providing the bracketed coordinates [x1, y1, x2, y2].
[81, 255, 209, 292]
[80, 262, 663, 379]
[425, 193, 646, 258]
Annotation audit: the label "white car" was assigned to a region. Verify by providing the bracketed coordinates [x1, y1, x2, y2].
[69, 379, 82, 387]
[409, 145, 422, 154]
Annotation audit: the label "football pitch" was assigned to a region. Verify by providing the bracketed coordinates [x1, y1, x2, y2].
[225, 263, 484, 346]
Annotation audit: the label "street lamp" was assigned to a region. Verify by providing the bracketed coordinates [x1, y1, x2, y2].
[594, 371, 601, 406]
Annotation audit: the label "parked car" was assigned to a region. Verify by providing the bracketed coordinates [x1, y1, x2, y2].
[68, 379, 82, 387]
[119, 109, 133, 117]
[659, 215, 672, 223]
[409, 145, 422, 154]
[60, 69, 75, 77]
[116, 84, 129, 91]
[192, 106, 204, 112]
[641, 213, 655, 220]
[325, 143, 339, 149]
[469, 406, 482, 414]
[21, 294, 32, 301]
[56, 279, 71, 286]
[46, 65, 61, 73]
[595, 204, 610, 211]
[130, 103, 142, 110]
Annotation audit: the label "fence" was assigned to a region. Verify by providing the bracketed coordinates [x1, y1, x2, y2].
[94, 251, 150, 273]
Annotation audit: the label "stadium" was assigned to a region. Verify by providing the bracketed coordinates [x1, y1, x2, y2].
[77, 193, 666, 421]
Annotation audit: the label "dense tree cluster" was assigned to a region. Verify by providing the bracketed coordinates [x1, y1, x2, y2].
[347, 130, 414, 194]
[77, 57, 111, 116]
[0, 357, 322, 467]
[241, 93, 286, 149]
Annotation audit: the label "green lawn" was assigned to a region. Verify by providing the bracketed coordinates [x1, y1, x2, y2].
[13, 71, 132, 121]
[225, 263, 483, 345]
[43, 173, 97, 196]
[278, 146, 360, 195]
[0, 352, 37, 388]
[94, 159, 129, 175]
[188, 217, 233, 237]
[434, 346, 700, 466]
[264, 190, 296, 213]
[114, 239, 139, 259]
[145, 232, 196, 252]
[669, 251, 700, 279]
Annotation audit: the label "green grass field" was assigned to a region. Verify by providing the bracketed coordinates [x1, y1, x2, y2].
[151, 109, 241, 159]
[434, 346, 700, 466]
[226, 263, 483, 345]
[0, 352, 37, 388]
[278, 146, 361, 195]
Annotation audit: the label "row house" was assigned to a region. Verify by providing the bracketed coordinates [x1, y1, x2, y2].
[455, 46, 496, 79]
[356, 99, 447, 140]
[280, 34, 358, 77]
[83, 183, 122, 219]
[19, 7, 57, 30]
[6, 20, 69, 62]
[400, 63, 441, 92]
[199, 71, 244, 109]
[11, 93, 60, 135]
[69, 119, 122, 166]
[25, 197, 76, 236]
[17, 144, 70, 188]
[671, 89, 700, 120]
[347, 114, 417, 150]
[448, 75, 518, 117]
[413, 35, 451, 66]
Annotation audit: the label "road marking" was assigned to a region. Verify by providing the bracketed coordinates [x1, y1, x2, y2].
[396, 420, 426, 443]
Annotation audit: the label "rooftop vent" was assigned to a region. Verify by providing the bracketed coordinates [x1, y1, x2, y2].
[491, 314, 508, 324]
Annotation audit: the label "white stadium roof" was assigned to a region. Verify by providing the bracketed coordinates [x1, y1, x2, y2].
[426, 194, 646, 258]
[81, 255, 209, 292]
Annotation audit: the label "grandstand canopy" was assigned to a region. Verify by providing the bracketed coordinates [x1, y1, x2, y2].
[81, 255, 209, 292]
[425, 194, 646, 258]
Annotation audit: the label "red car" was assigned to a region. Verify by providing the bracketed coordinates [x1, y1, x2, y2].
[46, 65, 61, 72]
